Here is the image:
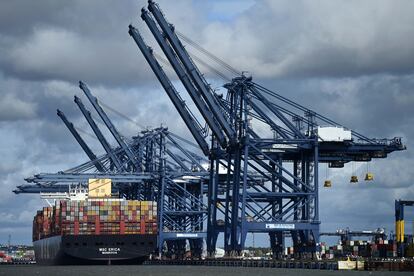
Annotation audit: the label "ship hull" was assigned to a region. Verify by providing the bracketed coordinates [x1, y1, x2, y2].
[33, 234, 157, 265]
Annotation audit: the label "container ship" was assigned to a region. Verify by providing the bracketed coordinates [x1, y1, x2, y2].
[32, 179, 158, 265]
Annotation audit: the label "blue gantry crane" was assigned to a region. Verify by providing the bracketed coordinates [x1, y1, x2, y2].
[129, 0, 406, 258]
[14, 83, 210, 258]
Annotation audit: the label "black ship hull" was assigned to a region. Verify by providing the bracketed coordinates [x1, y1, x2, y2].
[33, 234, 157, 265]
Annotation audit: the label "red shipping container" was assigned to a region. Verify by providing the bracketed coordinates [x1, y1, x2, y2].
[95, 216, 100, 234]
[73, 221, 78, 235]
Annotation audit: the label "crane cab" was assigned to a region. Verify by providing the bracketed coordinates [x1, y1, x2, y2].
[324, 180, 332, 188]
[365, 173, 374, 181]
[350, 175, 358, 183]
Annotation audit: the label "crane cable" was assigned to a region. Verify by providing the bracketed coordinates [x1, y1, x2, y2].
[176, 31, 242, 76]
[100, 98, 203, 153]
[154, 49, 230, 82]
[74, 126, 99, 141]
[100, 101, 146, 129]
[176, 31, 374, 143]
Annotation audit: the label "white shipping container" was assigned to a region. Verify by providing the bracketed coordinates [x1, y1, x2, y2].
[317, 126, 352, 142]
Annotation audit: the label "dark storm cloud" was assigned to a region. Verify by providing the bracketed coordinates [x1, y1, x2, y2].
[0, 0, 65, 36]
[0, 0, 208, 86]
[2, 0, 414, 86]
[200, 0, 414, 79]
[0, 93, 36, 122]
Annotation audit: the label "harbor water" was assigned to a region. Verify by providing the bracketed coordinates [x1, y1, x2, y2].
[0, 265, 411, 276]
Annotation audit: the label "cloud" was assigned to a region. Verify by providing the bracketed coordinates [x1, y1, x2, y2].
[0, 0, 208, 86]
[2, 0, 414, 86]
[0, 93, 37, 122]
[0, 0, 66, 36]
[199, 0, 414, 79]
[2, 26, 151, 85]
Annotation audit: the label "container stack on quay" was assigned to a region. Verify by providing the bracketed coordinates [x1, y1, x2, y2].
[0, 244, 35, 264]
[33, 199, 157, 241]
[319, 239, 404, 259]
[406, 244, 414, 257]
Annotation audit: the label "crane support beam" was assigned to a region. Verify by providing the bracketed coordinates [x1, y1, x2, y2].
[147, 1, 236, 141]
[79, 81, 141, 171]
[139, 10, 228, 148]
[57, 109, 105, 172]
[251, 87, 306, 139]
[13, 184, 74, 194]
[30, 173, 154, 182]
[165, 148, 190, 172]
[248, 99, 289, 139]
[166, 134, 206, 172]
[128, 25, 210, 155]
[74, 96, 123, 170]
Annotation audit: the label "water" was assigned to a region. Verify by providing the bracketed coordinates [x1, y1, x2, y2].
[0, 265, 410, 276]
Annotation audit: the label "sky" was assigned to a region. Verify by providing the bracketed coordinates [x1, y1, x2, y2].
[0, 0, 414, 246]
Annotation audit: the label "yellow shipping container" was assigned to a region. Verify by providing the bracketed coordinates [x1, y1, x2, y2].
[88, 179, 112, 198]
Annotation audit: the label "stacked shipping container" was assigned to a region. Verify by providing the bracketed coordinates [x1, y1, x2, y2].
[319, 240, 398, 259]
[32, 207, 53, 241]
[33, 199, 157, 241]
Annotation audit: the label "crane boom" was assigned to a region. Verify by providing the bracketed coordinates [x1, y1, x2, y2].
[147, 0, 236, 141]
[128, 25, 210, 155]
[140, 9, 227, 148]
[57, 109, 105, 172]
[74, 96, 123, 170]
[79, 81, 141, 171]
